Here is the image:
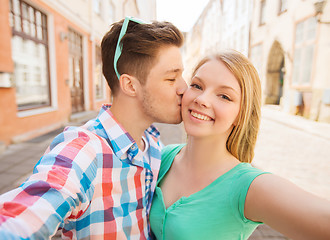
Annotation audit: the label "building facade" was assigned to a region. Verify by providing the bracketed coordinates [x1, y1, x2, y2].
[182, 0, 222, 80]
[183, 0, 253, 81]
[250, 0, 330, 122]
[0, 0, 156, 145]
[183, 0, 330, 123]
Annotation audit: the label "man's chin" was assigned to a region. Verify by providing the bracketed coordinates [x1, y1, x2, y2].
[164, 116, 182, 125]
[154, 116, 182, 125]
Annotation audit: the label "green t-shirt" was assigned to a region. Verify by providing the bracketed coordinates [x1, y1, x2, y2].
[150, 144, 269, 240]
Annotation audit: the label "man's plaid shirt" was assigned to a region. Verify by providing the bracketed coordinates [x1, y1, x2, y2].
[0, 105, 162, 239]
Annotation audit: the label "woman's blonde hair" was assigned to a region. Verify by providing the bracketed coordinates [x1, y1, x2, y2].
[192, 50, 262, 163]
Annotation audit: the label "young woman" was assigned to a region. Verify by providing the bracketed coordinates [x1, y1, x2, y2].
[149, 50, 330, 240]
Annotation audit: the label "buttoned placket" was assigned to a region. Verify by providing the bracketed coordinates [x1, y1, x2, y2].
[125, 142, 154, 211]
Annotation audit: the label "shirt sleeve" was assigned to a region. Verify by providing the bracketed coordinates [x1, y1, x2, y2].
[0, 127, 99, 239]
[230, 164, 270, 224]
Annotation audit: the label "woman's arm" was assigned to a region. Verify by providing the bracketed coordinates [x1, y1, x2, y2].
[245, 174, 330, 240]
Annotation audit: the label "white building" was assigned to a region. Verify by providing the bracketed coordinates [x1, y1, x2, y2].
[183, 0, 330, 122]
[183, 0, 253, 80]
[250, 0, 330, 122]
[221, 0, 253, 56]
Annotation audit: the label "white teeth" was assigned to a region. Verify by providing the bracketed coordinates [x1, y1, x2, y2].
[191, 111, 212, 121]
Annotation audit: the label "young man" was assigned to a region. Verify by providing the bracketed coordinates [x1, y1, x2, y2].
[0, 17, 186, 239]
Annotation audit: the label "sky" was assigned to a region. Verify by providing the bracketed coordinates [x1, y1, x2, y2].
[156, 0, 210, 32]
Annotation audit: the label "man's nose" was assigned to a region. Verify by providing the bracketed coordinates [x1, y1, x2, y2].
[177, 77, 188, 95]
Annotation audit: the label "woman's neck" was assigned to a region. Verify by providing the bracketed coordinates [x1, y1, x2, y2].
[181, 135, 239, 174]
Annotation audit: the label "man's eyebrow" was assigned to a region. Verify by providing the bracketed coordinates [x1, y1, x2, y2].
[164, 68, 183, 74]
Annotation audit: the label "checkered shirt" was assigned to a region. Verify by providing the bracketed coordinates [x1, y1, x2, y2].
[0, 105, 162, 239]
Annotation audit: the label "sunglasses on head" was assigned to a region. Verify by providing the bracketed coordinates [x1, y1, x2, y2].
[113, 16, 146, 80]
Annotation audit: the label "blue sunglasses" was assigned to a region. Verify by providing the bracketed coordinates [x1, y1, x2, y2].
[113, 16, 146, 80]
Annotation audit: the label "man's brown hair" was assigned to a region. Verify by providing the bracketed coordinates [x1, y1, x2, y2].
[101, 19, 184, 95]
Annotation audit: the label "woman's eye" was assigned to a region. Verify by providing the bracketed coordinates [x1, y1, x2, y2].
[190, 83, 202, 90]
[219, 94, 231, 101]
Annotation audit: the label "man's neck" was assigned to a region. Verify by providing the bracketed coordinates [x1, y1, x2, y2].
[110, 97, 151, 150]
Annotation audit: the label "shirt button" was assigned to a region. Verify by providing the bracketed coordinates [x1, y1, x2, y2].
[130, 145, 136, 150]
[146, 180, 151, 185]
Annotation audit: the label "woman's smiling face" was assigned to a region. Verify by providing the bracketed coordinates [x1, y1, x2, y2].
[182, 59, 242, 139]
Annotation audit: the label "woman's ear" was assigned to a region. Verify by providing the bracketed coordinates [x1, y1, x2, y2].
[118, 74, 140, 97]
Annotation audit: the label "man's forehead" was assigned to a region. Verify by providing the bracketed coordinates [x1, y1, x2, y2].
[150, 46, 183, 74]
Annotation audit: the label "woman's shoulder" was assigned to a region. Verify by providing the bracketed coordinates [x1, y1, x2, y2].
[230, 163, 270, 187]
[161, 144, 185, 159]
[228, 163, 270, 201]
[228, 163, 271, 224]
[158, 144, 185, 183]
[234, 163, 267, 176]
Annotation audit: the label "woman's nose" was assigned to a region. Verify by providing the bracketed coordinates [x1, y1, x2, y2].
[194, 93, 210, 108]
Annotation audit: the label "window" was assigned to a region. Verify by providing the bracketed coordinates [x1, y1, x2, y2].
[239, 26, 245, 53]
[250, 44, 263, 76]
[94, 46, 105, 100]
[93, 0, 101, 15]
[9, 0, 50, 110]
[241, 0, 247, 13]
[278, 0, 287, 14]
[109, 1, 115, 24]
[232, 32, 237, 50]
[235, 0, 238, 19]
[292, 17, 317, 85]
[259, 0, 266, 25]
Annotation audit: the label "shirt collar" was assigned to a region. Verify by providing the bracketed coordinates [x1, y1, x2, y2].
[98, 104, 136, 159]
[146, 124, 160, 140]
[97, 105, 161, 163]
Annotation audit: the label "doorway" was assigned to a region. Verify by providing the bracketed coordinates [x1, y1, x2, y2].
[265, 41, 285, 105]
[68, 29, 84, 113]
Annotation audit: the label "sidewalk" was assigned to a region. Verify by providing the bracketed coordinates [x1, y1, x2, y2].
[0, 127, 64, 194]
[250, 105, 330, 240]
[261, 105, 330, 141]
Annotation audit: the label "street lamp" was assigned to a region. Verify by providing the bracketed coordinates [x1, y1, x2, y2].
[314, 0, 330, 24]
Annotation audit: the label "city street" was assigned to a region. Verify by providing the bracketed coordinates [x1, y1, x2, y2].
[254, 107, 330, 201]
[249, 106, 330, 240]
[0, 106, 329, 239]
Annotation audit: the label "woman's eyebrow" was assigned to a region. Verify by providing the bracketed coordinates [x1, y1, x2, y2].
[192, 75, 203, 82]
[193, 75, 239, 95]
[216, 85, 240, 95]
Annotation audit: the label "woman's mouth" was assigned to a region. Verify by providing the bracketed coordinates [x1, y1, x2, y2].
[190, 110, 213, 121]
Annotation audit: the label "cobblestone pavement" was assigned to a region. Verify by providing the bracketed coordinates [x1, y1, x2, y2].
[253, 111, 330, 201]
[249, 106, 330, 240]
[0, 106, 329, 239]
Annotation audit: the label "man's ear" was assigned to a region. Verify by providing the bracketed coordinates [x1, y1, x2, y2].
[118, 74, 140, 97]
